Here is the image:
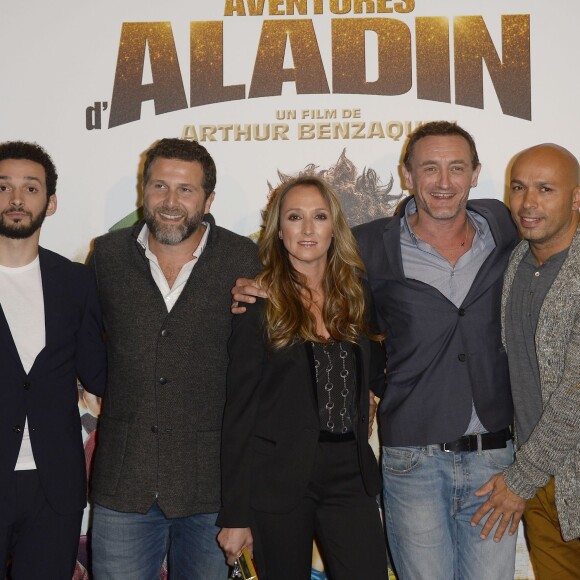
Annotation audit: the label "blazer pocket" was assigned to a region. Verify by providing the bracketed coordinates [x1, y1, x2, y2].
[253, 434, 278, 455]
[250, 430, 318, 513]
[91, 415, 129, 496]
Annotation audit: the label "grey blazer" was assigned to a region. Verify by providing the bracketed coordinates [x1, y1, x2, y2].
[502, 228, 580, 541]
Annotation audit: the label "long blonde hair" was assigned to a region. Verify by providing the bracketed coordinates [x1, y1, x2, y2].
[257, 176, 378, 349]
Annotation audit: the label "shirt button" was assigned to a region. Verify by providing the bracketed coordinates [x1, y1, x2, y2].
[534, 271, 540, 277]
[159, 377, 167, 385]
[458, 309, 466, 316]
[458, 354, 467, 362]
[151, 425, 159, 433]
[161, 329, 169, 337]
[23, 382, 31, 390]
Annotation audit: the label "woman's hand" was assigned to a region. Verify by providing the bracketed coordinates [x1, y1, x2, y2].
[217, 527, 254, 566]
[368, 391, 378, 438]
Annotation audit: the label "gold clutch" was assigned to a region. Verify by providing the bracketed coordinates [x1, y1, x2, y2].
[232, 546, 258, 580]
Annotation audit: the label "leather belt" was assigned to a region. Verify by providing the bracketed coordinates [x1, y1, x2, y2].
[319, 431, 355, 442]
[440, 428, 511, 453]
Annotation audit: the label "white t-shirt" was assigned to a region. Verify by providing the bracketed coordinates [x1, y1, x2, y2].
[0, 256, 45, 470]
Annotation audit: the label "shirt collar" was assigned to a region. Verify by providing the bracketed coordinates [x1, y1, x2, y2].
[402, 197, 485, 244]
[137, 221, 211, 261]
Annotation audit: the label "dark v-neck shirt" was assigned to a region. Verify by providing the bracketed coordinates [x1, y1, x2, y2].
[506, 246, 568, 445]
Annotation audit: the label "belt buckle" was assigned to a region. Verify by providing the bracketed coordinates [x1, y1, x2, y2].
[441, 442, 453, 453]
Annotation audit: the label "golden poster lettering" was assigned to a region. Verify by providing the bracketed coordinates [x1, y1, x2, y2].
[106, 12, 531, 128]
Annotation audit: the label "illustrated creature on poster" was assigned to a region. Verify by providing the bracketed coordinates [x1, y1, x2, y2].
[267, 149, 405, 228]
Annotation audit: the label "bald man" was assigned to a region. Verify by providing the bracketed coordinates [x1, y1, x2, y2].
[472, 144, 580, 578]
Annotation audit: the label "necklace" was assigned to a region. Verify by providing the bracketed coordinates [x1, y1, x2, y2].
[312, 341, 351, 433]
[458, 217, 470, 248]
[420, 218, 471, 251]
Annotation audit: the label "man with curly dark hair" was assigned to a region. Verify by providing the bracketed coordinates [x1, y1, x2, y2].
[0, 141, 106, 578]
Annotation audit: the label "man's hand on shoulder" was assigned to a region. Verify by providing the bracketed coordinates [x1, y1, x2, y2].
[471, 472, 526, 542]
[231, 277, 268, 314]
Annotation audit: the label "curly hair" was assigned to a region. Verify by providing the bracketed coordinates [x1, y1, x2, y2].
[257, 176, 380, 348]
[0, 141, 58, 195]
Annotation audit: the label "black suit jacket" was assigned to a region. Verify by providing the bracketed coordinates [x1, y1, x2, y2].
[0, 247, 107, 514]
[217, 298, 385, 528]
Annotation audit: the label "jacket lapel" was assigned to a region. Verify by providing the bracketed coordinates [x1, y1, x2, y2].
[352, 341, 364, 421]
[535, 229, 580, 351]
[382, 203, 405, 279]
[303, 341, 320, 414]
[0, 302, 22, 368]
[501, 240, 528, 347]
[461, 202, 515, 307]
[32, 248, 63, 371]
[0, 251, 55, 373]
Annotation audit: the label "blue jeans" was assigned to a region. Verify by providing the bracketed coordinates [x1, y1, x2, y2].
[91, 503, 228, 580]
[382, 441, 517, 580]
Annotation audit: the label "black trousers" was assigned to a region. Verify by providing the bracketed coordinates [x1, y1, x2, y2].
[251, 439, 388, 580]
[0, 470, 83, 579]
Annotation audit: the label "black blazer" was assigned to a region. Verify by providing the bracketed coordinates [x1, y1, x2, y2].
[0, 247, 107, 514]
[217, 298, 385, 528]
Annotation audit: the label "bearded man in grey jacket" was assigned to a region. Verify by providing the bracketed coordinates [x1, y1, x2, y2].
[90, 139, 260, 579]
[472, 144, 580, 579]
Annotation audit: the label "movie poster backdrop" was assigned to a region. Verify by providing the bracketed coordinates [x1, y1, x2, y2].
[4, 1, 579, 577]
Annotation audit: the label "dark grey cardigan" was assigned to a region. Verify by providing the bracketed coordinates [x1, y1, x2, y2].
[90, 214, 260, 518]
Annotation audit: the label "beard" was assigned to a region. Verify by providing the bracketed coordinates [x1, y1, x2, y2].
[0, 205, 49, 239]
[143, 204, 204, 246]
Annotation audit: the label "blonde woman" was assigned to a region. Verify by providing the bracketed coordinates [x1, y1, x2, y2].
[217, 176, 387, 579]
